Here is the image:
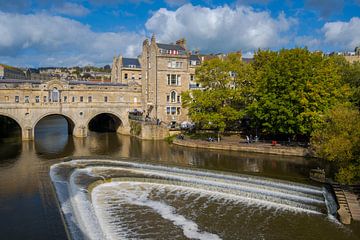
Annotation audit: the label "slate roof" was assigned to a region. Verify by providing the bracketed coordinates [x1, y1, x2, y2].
[156, 43, 185, 51]
[190, 55, 200, 61]
[122, 58, 141, 68]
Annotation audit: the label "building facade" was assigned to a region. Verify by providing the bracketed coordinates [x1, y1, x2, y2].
[110, 36, 202, 126]
[0, 64, 26, 80]
[111, 56, 142, 85]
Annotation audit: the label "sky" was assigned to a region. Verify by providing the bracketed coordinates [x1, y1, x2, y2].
[0, 0, 359, 67]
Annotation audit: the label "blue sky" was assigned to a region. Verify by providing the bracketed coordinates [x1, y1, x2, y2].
[0, 0, 359, 67]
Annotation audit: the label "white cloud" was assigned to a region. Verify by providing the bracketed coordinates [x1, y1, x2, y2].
[294, 36, 321, 49]
[322, 17, 360, 51]
[0, 11, 144, 66]
[53, 2, 91, 17]
[145, 4, 296, 53]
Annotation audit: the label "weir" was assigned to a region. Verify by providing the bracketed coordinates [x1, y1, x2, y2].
[50, 159, 340, 240]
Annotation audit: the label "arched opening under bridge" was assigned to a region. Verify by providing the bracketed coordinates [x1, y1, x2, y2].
[88, 113, 122, 133]
[0, 115, 22, 139]
[34, 114, 75, 138]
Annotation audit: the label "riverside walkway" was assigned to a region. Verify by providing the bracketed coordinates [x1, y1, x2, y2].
[173, 135, 310, 157]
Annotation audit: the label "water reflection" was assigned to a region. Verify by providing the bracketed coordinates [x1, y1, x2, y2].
[86, 132, 122, 156]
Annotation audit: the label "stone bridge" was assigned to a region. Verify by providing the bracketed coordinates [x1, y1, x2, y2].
[0, 79, 142, 140]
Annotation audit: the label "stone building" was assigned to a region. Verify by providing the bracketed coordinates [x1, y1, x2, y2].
[0, 64, 26, 80]
[111, 56, 142, 85]
[110, 36, 202, 127]
[140, 35, 201, 127]
[25, 68, 51, 81]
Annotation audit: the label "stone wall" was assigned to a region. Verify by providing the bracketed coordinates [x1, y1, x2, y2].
[173, 139, 310, 157]
[129, 120, 169, 140]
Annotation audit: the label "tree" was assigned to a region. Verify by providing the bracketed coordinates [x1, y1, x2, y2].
[182, 53, 253, 139]
[311, 104, 360, 184]
[339, 60, 360, 108]
[247, 48, 350, 140]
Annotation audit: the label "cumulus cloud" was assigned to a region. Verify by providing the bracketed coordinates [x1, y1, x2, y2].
[145, 4, 296, 53]
[0, 0, 63, 13]
[322, 17, 360, 51]
[53, 2, 91, 17]
[0, 11, 144, 66]
[304, 0, 344, 18]
[294, 36, 321, 49]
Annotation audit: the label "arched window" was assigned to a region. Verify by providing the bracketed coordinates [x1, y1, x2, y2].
[170, 91, 177, 103]
[51, 88, 59, 102]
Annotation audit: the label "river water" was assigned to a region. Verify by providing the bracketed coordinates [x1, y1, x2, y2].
[0, 116, 359, 240]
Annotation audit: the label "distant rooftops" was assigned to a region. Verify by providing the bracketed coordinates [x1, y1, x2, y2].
[0, 79, 128, 87]
[189, 55, 200, 61]
[0, 63, 24, 72]
[122, 58, 141, 68]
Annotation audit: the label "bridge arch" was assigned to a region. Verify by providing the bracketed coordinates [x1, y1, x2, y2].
[33, 113, 77, 138]
[87, 111, 124, 133]
[0, 113, 22, 139]
[0, 112, 22, 128]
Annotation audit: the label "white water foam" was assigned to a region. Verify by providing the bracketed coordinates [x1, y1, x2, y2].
[87, 165, 324, 213]
[50, 160, 334, 240]
[93, 182, 221, 240]
[70, 159, 323, 194]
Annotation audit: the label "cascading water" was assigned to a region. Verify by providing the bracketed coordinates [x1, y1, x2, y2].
[50, 159, 342, 240]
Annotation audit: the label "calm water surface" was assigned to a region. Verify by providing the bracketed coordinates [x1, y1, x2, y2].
[0, 116, 359, 239]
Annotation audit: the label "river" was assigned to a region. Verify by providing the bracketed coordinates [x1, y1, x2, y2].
[0, 115, 359, 240]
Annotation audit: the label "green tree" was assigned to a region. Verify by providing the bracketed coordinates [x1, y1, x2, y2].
[247, 48, 349, 140]
[340, 60, 360, 108]
[182, 53, 253, 139]
[311, 104, 360, 184]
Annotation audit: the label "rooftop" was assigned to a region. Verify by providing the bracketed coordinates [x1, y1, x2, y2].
[122, 58, 141, 68]
[0, 79, 128, 87]
[156, 43, 185, 51]
[0, 64, 24, 72]
[190, 55, 201, 61]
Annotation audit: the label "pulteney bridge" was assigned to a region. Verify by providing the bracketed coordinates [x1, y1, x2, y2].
[0, 79, 142, 140]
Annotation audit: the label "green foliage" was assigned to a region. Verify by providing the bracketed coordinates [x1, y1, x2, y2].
[164, 134, 176, 143]
[182, 53, 253, 133]
[339, 60, 360, 108]
[247, 48, 350, 139]
[130, 121, 141, 136]
[311, 104, 360, 184]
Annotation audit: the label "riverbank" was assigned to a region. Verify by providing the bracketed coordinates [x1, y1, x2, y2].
[173, 135, 310, 157]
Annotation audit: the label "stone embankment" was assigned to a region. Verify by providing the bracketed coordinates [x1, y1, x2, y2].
[173, 137, 310, 157]
[332, 183, 360, 224]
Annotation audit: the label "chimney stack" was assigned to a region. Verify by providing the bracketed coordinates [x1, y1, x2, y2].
[176, 38, 186, 49]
